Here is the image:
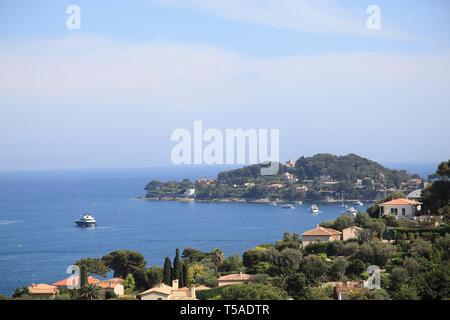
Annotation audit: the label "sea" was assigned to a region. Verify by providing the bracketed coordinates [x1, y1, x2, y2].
[0, 162, 437, 295]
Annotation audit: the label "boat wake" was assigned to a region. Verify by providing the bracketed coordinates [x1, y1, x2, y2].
[0, 220, 23, 226]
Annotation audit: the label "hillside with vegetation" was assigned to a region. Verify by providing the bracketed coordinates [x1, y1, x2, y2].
[144, 153, 422, 202]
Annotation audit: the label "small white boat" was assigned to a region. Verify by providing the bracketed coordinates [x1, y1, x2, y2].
[281, 204, 295, 209]
[310, 205, 319, 214]
[346, 207, 358, 216]
[297, 201, 303, 205]
[269, 201, 277, 206]
[355, 200, 363, 206]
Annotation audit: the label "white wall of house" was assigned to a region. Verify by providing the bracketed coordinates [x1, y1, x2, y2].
[302, 235, 332, 246]
[141, 291, 171, 300]
[380, 204, 418, 219]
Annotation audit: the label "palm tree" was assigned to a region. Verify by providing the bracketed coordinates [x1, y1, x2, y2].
[80, 284, 101, 300]
[210, 248, 224, 276]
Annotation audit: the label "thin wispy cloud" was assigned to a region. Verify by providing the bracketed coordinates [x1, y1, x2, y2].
[1, 34, 448, 108]
[155, 0, 411, 39]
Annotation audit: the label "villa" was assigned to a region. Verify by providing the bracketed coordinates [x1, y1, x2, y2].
[140, 280, 197, 300]
[52, 275, 100, 289]
[342, 226, 363, 241]
[217, 272, 252, 287]
[28, 283, 59, 300]
[301, 225, 342, 246]
[378, 198, 422, 219]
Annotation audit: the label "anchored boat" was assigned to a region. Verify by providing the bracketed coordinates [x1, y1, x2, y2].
[75, 213, 97, 228]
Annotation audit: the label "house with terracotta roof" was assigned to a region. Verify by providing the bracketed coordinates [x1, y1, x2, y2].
[378, 198, 422, 219]
[140, 279, 197, 300]
[322, 281, 369, 300]
[28, 283, 59, 299]
[97, 280, 124, 298]
[301, 225, 342, 246]
[52, 276, 100, 289]
[217, 272, 252, 287]
[342, 226, 363, 241]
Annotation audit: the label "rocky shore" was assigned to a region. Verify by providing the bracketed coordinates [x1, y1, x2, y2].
[138, 196, 375, 204]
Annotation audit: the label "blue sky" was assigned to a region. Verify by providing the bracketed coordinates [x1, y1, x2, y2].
[0, 0, 449, 170]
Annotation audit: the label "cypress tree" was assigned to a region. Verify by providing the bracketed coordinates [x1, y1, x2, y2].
[163, 257, 172, 286]
[182, 262, 188, 287]
[173, 248, 182, 282]
[80, 264, 88, 289]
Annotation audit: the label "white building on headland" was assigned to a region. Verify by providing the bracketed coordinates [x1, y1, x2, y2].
[184, 188, 195, 198]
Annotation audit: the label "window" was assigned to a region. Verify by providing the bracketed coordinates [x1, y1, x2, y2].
[402, 208, 406, 216]
[391, 208, 398, 215]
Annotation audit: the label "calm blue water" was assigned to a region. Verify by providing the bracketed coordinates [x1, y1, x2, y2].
[0, 166, 377, 295]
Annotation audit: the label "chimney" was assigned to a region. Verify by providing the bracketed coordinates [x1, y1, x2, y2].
[190, 285, 196, 298]
[172, 279, 179, 289]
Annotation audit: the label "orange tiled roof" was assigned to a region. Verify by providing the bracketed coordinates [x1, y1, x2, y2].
[97, 281, 122, 289]
[302, 226, 342, 236]
[28, 283, 58, 294]
[52, 276, 100, 286]
[379, 198, 421, 206]
[218, 273, 251, 281]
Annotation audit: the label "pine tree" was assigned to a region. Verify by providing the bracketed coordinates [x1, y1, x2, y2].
[163, 257, 172, 286]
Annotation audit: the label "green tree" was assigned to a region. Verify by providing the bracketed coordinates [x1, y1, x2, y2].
[173, 248, 182, 282]
[279, 248, 303, 275]
[329, 258, 348, 281]
[334, 214, 355, 231]
[80, 284, 101, 300]
[393, 285, 419, 300]
[75, 257, 109, 278]
[147, 266, 163, 289]
[412, 264, 450, 300]
[132, 268, 148, 291]
[12, 287, 29, 299]
[182, 262, 188, 287]
[210, 249, 225, 276]
[124, 274, 136, 294]
[301, 255, 328, 285]
[163, 257, 172, 286]
[436, 160, 450, 177]
[284, 273, 309, 300]
[355, 212, 371, 228]
[80, 264, 88, 289]
[101, 250, 146, 278]
[369, 289, 390, 300]
[390, 267, 408, 291]
[346, 259, 366, 277]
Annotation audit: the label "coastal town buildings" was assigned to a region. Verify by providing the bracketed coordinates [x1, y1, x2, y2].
[285, 159, 296, 169]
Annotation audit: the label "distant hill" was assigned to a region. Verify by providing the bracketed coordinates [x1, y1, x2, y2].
[218, 153, 418, 188]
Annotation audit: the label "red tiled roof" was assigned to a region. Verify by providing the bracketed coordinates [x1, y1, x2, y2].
[52, 276, 99, 286]
[28, 283, 58, 294]
[218, 273, 251, 281]
[302, 226, 342, 236]
[379, 198, 421, 206]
